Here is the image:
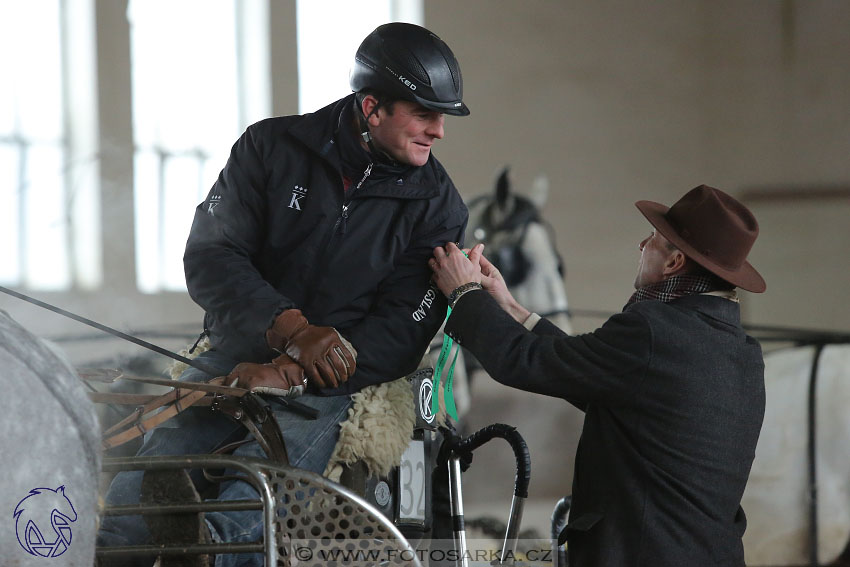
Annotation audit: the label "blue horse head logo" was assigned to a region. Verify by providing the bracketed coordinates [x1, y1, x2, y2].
[13, 486, 77, 558]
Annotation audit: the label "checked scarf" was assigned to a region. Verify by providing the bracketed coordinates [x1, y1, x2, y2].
[625, 274, 735, 309]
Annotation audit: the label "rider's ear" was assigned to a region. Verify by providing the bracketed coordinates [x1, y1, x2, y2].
[360, 95, 381, 126]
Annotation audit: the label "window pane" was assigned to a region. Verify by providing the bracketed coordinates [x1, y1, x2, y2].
[2, 1, 64, 141]
[24, 145, 70, 289]
[296, 0, 423, 114]
[68, 149, 102, 290]
[161, 155, 205, 291]
[133, 150, 160, 294]
[130, 0, 242, 292]
[0, 0, 71, 291]
[0, 19, 15, 135]
[0, 145, 21, 283]
[129, 0, 239, 152]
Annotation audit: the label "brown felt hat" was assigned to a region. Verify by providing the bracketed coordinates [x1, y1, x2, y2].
[635, 185, 766, 293]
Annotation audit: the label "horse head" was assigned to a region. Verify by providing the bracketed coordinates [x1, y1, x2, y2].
[467, 167, 552, 285]
[466, 166, 571, 331]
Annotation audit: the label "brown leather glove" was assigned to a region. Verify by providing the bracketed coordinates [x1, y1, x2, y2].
[227, 353, 306, 395]
[265, 309, 357, 388]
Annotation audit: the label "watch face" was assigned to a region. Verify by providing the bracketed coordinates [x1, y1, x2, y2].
[374, 481, 391, 507]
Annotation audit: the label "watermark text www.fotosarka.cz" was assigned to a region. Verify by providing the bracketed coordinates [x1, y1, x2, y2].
[290, 538, 557, 566]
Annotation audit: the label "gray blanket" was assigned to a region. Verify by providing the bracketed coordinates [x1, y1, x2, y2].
[0, 310, 101, 566]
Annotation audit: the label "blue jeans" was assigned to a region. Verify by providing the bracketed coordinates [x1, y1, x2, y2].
[97, 350, 353, 567]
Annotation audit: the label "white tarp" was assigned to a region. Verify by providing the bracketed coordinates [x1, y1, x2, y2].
[742, 344, 850, 565]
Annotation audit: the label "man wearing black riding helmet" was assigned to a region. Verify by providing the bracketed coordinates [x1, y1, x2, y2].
[350, 22, 468, 169]
[98, 22, 470, 567]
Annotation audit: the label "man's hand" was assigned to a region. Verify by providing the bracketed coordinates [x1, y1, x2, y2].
[266, 309, 357, 388]
[228, 353, 306, 394]
[430, 242, 529, 322]
[429, 242, 484, 296]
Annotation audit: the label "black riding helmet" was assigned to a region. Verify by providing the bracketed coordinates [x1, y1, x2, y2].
[350, 22, 470, 117]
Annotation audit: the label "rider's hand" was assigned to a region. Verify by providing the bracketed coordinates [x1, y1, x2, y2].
[266, 309, 357, 389]
[228, 353, 306, 393]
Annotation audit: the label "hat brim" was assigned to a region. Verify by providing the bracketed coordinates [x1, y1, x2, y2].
[635, 200, 766, 293]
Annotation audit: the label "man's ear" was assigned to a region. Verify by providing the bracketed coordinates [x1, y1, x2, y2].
[360, 95, 381, 127]
[663, 249, 689, 277]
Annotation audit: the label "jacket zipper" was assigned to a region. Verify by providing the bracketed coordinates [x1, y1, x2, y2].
[334, 162, 372, 234]
[303, 162, 374, 310]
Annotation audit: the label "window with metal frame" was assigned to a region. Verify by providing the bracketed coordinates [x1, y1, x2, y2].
[130, 0, 271, 293]
[0, 0, 98, 291]
[295, 0, 423, 114]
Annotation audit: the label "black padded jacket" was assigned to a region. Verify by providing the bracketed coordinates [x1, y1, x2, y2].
[184, 94, 468, 395]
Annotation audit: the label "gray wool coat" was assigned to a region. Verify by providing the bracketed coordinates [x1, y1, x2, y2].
[0, 310, 101, 566]
[445, 291, 765, 567]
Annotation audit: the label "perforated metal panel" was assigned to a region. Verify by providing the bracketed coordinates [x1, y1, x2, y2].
[99, 456, 422, 567]
[263, 462, 423, 567]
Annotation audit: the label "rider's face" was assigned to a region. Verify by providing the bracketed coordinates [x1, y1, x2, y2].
[366, 100, 445, 167]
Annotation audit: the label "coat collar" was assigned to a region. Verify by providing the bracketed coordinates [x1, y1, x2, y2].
[669, 293, 742, 327]
[287, 95, 441, 200]
[287, 95, 352, 168]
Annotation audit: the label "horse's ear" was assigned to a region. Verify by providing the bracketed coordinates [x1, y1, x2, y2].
[495, 166, 511, 209]
[529, 173, 549, 208]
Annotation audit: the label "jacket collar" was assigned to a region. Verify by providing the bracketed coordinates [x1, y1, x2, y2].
[669, 293, 742, 328]
[287, 95, 352, 168]
[287, 94, 441, 200]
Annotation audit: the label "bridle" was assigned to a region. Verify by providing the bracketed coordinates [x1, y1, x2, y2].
[468, 194, 564, 287]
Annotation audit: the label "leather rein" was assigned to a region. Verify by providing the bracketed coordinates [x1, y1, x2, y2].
[0, 285, 316, 464]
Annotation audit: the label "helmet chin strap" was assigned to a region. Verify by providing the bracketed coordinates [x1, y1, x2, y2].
[355, 96, 400, 167]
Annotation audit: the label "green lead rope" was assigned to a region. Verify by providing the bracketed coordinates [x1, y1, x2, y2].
[432, 309, 461, 420]
[431, 248, 469, 421]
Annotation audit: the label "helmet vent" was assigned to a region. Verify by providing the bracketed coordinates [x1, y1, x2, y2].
[385, 40, 430, 86]
[448, 56, 461, 93]
[435, 42, 461, 93]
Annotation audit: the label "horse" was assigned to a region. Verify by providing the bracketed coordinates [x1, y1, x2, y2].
[464, 166, 572, 335]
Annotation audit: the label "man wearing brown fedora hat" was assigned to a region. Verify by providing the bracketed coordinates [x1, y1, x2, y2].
[429, 185, 766, 566]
